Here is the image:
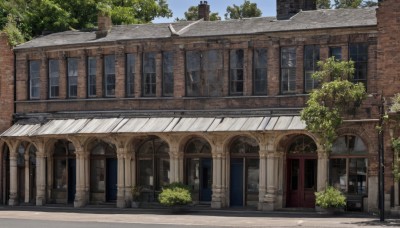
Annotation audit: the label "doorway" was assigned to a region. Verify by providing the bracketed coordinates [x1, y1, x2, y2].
[106, 158, 117, 201]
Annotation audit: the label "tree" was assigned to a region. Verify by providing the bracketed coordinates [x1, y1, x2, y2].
[177, 6, 220, 21]
[0, 0, 173, 45]
[361, 0, 378, 7]
[300, 57, 367, 150]
[317, 0, 331, 9]
[333, 0, 362, 8]
[225, 0, 262, 20]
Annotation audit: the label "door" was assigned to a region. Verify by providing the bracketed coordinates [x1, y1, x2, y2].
[106, 158, 117, 201]
[67, 159, 76, 203]
[230, 158, 244, 206]
[287, 158, 317, 208]
[200, 158, 212, 202]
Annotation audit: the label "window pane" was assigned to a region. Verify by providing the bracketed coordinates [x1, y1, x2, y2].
[246, 158, 259, 206]
[162, 52, 174, 96]
[158, 158, 170, 188]
[330, 47, 342, 61]
[329, 158, 347, 192]
[30, 61, 40, 99]
[230, 49, 244, 95]
[143, 53, 156, 97]
[281, 47, 296, 93]
[254, 49, 267, 95]
[54, 159, 67, 190]
[348, 158, 367, 194]
[88, 57, 96, 97]
[49, 59, 59, 98]
[349, 43, 368, 85]
[139, 159, 154, 190]
[68, 58, 78, 97]
[90, 159, 105, 192]
[104, 55, 115, 97]
[304, 45, 320, 92]
[186, 51, 201, 97]
[126, 54, 135, 97]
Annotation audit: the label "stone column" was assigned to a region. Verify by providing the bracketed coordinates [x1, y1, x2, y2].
[167, 139, 181, 183]
[261, 151, 280, 211]
[74, 149, 86, 207]
[317, 150, 328, 192]
[116, 147, 126, 208]
[258, 149, 267, 210]
[36, 152, 46, 206]
[211, 146, 224, 209]
[46, 155, 53, 202]
[8, 151, 18, 206]
[24, 153, 30, 203]
[124, 152, 132, 206]
[84, 152, 90, 204]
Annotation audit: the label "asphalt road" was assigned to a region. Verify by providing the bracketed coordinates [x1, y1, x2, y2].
[0, 207, 399, 228]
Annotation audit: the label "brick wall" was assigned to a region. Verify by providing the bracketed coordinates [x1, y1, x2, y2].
[0, 33, 14, 132]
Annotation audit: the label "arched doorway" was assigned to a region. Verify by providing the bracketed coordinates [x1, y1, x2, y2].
[136, 136, 170, 202]
[52, 140, 76, 204]
[229, 136, 260, 207]
[1, 144, 10, 205]
[286, 135, 317, 208]
[17, 143, 36, 204]
[89, 140, 117, 203]
[184, 137, 212, 203]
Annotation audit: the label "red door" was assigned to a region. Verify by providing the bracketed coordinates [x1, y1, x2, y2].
[287, 158, 317, 208]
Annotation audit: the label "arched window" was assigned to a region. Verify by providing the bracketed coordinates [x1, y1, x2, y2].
[330, 135, 368, 195]
[137, 137, 170, 201]
[287, 135, 317, 154]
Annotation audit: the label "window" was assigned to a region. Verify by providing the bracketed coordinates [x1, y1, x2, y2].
[104, 55, 116, 97]
[349, 43, 368, 85]
[143, 52, 156, 97]
[87, 57, 96, 97]
[253, 48, 267, 95]
[330, 47, 342, 61]
[29, 60, 40, 99]
[281, 47, 296, 93]
[186, 50, 223, 97]
[330, 135, 368, 195]
[162, 52, 174, 97]
[230, 49, 244, 96]
[48, 59, 59, 98]
[126, 54, 135, 97]
[304, 45, 320, 92]
[67, 58, 78, 98]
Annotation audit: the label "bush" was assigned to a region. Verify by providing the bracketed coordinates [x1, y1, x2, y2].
[158, 182, 192, 207]
[315, 186, 346, 209]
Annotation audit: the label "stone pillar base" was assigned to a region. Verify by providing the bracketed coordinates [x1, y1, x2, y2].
[211, 201, 222, 209]
[117, 197, 126, 208]
[259, 202, 277, 211]
[36, 197, 45, 206]
[8, 198, 17, 206]
[74, 199, 86, 208]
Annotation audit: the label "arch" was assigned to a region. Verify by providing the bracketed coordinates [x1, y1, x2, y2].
[274, 131, 322, 153]
[15, 141, 37, 205]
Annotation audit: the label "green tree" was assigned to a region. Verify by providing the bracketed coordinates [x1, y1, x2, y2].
[177, 6, 220, 21]
[0, 0, 172, 45]
[333, 0, 362, 8]
[225, 0, 262, 20]
[317, 0, 331, 9]
[361, 0, 378, 7]
[300, 57, 366, 150]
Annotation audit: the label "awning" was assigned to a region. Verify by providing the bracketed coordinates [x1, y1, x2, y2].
[0, 116, 306, 137]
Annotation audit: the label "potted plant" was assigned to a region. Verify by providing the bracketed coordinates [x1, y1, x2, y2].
[315, 186, 346, 214]
[131, 185, 142, 208]
[158, 182, 192, 213]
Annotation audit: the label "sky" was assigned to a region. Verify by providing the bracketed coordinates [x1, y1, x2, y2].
[153, 0, 276, 23]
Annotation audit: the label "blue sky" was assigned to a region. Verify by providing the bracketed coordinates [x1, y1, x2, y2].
[153, 0, 275, 23]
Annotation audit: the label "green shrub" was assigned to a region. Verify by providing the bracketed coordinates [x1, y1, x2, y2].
[158, 182, 192, 207]
[315, 186, 346, 209]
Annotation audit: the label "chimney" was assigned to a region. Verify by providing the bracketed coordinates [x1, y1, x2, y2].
[276, 0, 316, 20]
[198, 1, 210, 21]
[96, 12, 112, 39]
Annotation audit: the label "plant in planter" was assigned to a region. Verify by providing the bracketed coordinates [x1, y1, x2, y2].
[315, 186, 346, 214]
[131, 185, 143, 208]
[158, 182, 192, 212]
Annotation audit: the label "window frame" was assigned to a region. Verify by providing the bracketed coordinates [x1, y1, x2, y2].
[126, 53, 135, 97]
[142, 52, 157, 97]
[29, 60, 41, 100]
[162, 51, 174, 97]
[48, 59, 59, 99]
[304, 45, 320, 93]
[329, 46, 342, 61]
[67, 58, 78, 98]
[87, 57, 97, 98]
[280, 47, 297, 94]
[253, 48, 268, 95]
[229, 49, 244, 96]
[349, 43, 368, 87]
[104, 55, 116, 97]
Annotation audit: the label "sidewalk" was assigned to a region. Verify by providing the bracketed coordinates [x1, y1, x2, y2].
[0, 205, 398, 227]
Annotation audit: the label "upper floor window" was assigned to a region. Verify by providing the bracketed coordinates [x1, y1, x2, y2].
[253, 48, 267, 95]
[143, 52, 156, 97]
[230, 49, 244, 96]
[281, 47, 296, 93]
[162, 51, 174, 97]
[67, 58, 78, 98]
[304, 45, 320, 92]
[104, 55, 116, 97]
[87, 57, 96, 97]
[349, 43, 368, 86]
[126, 54, 135, 97]
[329, 47, 342, 61]
[29, 60, 40, 99]
[186, 50, 223, 97]
[48, 59, 59, 98]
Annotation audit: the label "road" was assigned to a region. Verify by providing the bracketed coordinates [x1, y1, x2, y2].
[0, 207, 398, 227]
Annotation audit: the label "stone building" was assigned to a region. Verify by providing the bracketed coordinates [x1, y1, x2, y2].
[0, 0, 399, 213]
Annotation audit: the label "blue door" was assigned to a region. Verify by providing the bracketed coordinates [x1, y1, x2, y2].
[200, 158, 212, 201]
[106, 158, 118, 201]
[67, 159, 76, 203]
[230, 158, 243, 206]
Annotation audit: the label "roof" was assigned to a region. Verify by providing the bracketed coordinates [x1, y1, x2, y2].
[15, 7, 377, 50]
[1, 116, 306, 137]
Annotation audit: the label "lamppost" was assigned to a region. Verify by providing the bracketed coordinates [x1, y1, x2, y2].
[378, 95, 385, 222]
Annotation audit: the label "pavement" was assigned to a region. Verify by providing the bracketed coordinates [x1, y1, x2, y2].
[0, 205, 399, 227]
